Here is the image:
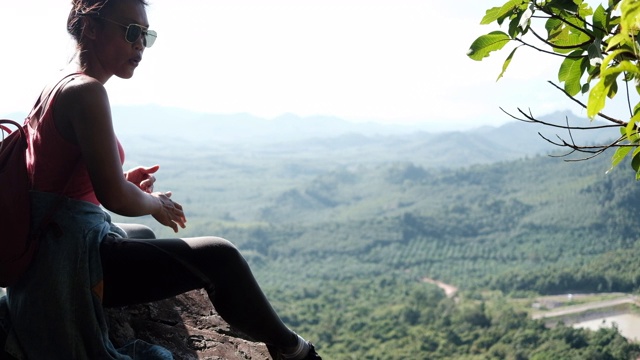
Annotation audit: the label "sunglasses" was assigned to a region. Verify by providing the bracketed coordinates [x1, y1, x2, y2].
[97, 16, 157, 48]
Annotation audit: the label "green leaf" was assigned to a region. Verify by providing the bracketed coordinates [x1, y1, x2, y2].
[545, 17, 564, 40]
[467, 31, 511, 61]
[558, 53, 587, 95]
[626, 115, 638, 140]
[609, 79, 618, 99]
[588, 81, 606, 118]
[480, 0, 523, 25]
[547, 0, 579, 13]
[508, 14, 521, 38]
[587, 72, 618, 118]
[546, 17, 591, 50]
[587, 39, 603, 66]
[586, 65, 600, 84]
[629, 128, 639, 143]
[577, 1, 594, 18]
[609, 146, 632, 172]
[595, 54, 640, 102]
[634, 102, 640, 117]
[601, 60, 640, 79]
[593, 3, 606, 19]
[581, 82, 590, 94]
[481, 7, 504, 25]
[621, 0, 640, 36]
[606, 33, 631, 51]
[600, 48, 628, 74]
[497, 47, 518, 81]
[600, 49, 627, 77]
[592, 4, 608, 39]
[632, 148, 640, 172]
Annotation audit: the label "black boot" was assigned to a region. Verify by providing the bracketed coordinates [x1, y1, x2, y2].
[266, 342, 323, 360]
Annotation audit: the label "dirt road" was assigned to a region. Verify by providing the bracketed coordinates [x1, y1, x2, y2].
[531, 296, 638, 320]
[421, 277, 458, 298]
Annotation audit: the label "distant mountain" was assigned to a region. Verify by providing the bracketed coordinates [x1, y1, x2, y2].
[108, 106, 621, 168]
[109, 105, 431, 144]
[3, 105, 620, 167]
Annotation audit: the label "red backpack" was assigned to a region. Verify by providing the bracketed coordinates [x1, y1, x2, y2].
[0, 74, 78, 287]
[0, 119, 35, 287]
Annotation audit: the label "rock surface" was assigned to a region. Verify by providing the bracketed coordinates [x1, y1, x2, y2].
[105, 289, 274, 360]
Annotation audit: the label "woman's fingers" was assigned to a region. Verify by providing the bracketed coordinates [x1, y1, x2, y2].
[158, 192, 186, 232]
[140, 176, 155, 193]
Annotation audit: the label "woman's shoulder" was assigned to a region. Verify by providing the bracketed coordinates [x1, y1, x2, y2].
[49, 73, 112, 134]
[61, 73, 106, 98]
[56, 73, 110, 111]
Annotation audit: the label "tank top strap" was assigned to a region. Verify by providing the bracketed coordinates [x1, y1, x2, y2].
[25, 72, 83, 130]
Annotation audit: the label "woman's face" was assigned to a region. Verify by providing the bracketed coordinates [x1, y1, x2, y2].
[92, 0, 150, 80]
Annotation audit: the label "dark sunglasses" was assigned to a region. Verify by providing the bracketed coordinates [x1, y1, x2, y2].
[97, 16, 157, 48]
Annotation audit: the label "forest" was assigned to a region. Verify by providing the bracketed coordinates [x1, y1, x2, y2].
[101, 111, 640, 359]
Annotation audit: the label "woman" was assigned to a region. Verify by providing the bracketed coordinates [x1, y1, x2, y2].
[1, 0, 322, 359]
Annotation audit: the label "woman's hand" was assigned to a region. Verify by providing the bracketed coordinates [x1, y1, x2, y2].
[151, 191, 187, 233]
[125, 165, 159, 193]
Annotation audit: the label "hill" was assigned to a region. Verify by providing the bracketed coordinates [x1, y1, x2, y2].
[3, 105, 633, 358]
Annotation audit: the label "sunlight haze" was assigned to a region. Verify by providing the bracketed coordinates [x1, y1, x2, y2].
[0, 1, 600, 130]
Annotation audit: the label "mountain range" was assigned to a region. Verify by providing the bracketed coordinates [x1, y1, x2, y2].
[2, 105, 621, 170]
[101, 106, 619, 168]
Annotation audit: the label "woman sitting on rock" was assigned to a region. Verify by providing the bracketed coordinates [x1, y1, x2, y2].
[0, 0, 321, 359]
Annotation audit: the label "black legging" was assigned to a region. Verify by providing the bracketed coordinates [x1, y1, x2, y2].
[99, 224, 296, 350]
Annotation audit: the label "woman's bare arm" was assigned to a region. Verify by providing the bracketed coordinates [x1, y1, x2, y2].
[54, 76, 185, 231]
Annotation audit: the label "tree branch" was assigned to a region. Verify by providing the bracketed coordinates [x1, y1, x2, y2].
[499, 107, 625, 162]
[528, 27, 593, 50]
[514, 38, 583, 59]
[500, 107, 620, 131]
[535, 4, 596, 41]
[545, 81, 626, 126]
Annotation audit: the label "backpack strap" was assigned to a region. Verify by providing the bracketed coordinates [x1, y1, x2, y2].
[25, 73, 84, 241]
[25, 73, 83, 185]
[0, 120, 27, 156]
[26, 72, 83, 131]
[0, 120, 25, 139]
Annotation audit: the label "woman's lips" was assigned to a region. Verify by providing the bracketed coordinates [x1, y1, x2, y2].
[130, 56, 142, 67]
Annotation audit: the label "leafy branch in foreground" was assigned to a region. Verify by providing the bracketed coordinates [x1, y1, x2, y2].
[468, 0, 640, 178]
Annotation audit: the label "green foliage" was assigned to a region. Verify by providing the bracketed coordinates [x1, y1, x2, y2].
[467, 31, 511, 61]
[109, 132, 640, 358]
[267, 277, 639, 359]
[488, 240, 640, 294]
[469, 0, 640, 179]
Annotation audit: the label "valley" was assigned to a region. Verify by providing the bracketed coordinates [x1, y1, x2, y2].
[4, 107, 640, 358]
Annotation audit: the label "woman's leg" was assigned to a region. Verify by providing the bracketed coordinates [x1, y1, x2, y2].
[99, 234, 298, 350]
[113, 223, 157, 240]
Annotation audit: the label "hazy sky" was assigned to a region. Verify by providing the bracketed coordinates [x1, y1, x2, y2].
[0, 1, 620, 130]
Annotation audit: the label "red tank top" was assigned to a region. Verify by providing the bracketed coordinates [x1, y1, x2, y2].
[26, 77, 125, 206]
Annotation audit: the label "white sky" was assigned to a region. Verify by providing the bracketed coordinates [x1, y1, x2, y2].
[0, 1, 622, 130]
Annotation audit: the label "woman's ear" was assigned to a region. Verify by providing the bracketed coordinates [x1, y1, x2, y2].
[80, 16, 99, 42]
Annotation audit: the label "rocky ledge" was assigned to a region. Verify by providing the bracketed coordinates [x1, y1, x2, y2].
[105, 289, 273, 360]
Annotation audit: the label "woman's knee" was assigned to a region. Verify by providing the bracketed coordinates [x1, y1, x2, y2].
[116, 223, 156, 239]
[194, 236, 246, 266]
[199, 236, 238, 253]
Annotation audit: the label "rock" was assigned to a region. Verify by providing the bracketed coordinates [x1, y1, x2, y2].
[105, 289, 274, 360]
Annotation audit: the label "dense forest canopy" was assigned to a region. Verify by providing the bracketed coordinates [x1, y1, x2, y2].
[106, 118, 640, 358]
